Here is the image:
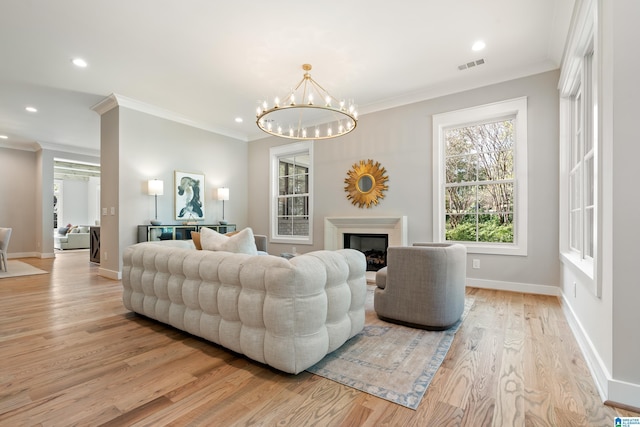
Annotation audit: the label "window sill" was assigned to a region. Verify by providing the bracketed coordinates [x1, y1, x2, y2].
[271, 236, 312, 246]
[560, 250, 594, 281]
[447, 241, 527, 257]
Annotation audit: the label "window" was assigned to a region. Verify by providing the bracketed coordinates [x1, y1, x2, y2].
[560, 38, 598, 288]
[433, 97, 528, 255]
[569, 51, 595, 262]
[270, 141, 313, 244]
[558, 0, 599, 295]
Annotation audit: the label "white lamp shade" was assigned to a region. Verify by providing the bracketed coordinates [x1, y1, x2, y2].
[218, 187, 229, 201]
[148, 179, 164, 196]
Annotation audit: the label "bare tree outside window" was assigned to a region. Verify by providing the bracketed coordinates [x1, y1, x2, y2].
[444, 119, 515, 243]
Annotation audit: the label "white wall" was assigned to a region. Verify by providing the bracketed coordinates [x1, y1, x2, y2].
[60, 179, 89, 226]
[249, 70, 561, 290]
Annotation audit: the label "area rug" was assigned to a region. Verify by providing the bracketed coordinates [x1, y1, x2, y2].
[306, 286, 473, 410]
[0, 260, 48, 279]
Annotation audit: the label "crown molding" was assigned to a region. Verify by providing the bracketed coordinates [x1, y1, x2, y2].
[91, 93, 248, 142]
[0, 140, 40, 152]
[37, 141, 100, 157]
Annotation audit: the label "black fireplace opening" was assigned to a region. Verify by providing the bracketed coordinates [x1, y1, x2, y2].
[343, 233, 388, 271]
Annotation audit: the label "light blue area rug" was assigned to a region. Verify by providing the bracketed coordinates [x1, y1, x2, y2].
[307, 286, 473, 410]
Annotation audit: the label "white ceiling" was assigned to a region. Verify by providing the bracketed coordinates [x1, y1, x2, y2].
[0, 0, 575, 153]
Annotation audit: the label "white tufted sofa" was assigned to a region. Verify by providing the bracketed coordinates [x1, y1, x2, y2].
[122, 240, 367, 374]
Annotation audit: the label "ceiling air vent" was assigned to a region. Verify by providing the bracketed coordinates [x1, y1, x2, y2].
[458, 58, 485, 71]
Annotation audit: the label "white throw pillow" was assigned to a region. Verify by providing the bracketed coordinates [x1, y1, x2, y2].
[200, 227, 258, 255]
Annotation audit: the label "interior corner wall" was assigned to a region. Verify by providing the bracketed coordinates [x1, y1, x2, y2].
[104, 107, 248, 276]
[248, 70, 561, 289]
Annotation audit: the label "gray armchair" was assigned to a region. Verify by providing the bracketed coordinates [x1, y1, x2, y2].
[0, 227, 12, 272]
[374, 243, 466, 330]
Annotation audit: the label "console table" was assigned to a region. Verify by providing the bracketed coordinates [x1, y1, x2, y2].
[137, 224, 237, 242]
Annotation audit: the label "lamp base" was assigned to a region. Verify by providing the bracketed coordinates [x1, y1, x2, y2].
[150, 219, 162, 226]
[218, 220, 228, 225]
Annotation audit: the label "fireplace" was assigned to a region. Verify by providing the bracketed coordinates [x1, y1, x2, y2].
[344, 233, 388, 271]
[324, 216, 407, 284]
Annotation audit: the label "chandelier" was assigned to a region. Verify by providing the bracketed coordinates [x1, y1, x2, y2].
[256, 64, 358, 140]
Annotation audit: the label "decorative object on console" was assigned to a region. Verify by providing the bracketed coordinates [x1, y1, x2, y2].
[344, 159, 389, 208]
[147, 179, 164, 225]
[217, 187, 229, 225]
[174, 171, 204, 221]
[256, 64, 358, 140]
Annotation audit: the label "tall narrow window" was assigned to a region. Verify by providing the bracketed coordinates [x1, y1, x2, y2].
[433, 97, 528, 255]
[568, 51, 595, 262]
[270, 141, 313, 244]
[558, 0, 599, 295]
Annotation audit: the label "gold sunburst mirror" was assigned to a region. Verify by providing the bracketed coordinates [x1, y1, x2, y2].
[344, 159, 389, 208]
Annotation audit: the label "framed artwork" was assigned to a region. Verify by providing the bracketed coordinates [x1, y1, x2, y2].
[174, 171, 205, 221]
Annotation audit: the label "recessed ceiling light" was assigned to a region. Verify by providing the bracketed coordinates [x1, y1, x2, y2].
[25, 106, 38, 113]
[235, 117, 243, 123]
[72, 58, 88, 68]
[472, 40, 486, 51]
[0, 135, 8, 139]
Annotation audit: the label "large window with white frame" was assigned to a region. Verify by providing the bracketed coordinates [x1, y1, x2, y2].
[432, 97, 528, 256]
[270, 141, 313, 245]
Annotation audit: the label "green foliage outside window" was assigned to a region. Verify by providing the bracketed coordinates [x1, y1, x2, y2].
[445, 119, 515, 243]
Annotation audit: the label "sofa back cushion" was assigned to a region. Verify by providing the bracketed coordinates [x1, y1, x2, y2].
[200, 226, 258, 255]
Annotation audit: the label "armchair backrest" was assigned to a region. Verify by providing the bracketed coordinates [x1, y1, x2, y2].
[0, 227, 12, 251]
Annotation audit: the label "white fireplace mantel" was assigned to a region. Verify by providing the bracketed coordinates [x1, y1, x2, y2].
[324, 216, 408, 250]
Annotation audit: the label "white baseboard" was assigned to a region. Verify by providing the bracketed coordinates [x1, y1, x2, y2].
[466, 277, 561, 296]
[560, 293, 640, 410]
[8, 251, 41, 259]
[98, 267, 121, 280]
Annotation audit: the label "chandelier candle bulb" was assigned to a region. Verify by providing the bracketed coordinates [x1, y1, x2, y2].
[256, 64, 358, 140]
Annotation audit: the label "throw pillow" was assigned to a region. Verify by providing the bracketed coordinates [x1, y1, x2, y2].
[200, 227, 258, 255]
[58, 227, 69, 235]
[191, 231, 202, 250]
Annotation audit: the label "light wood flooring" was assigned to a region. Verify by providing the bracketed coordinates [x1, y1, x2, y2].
[1, 251, 638, 426]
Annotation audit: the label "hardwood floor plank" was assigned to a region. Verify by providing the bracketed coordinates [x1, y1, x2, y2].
[0, 251, 637, 426]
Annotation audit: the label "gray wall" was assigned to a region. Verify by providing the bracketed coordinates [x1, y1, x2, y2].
[97, 106, 249, 277]
[0, 147, 38, 255]
[249, 70, 561, 289]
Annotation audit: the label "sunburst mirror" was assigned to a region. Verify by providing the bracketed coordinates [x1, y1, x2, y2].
[344, 159, 389, 208]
